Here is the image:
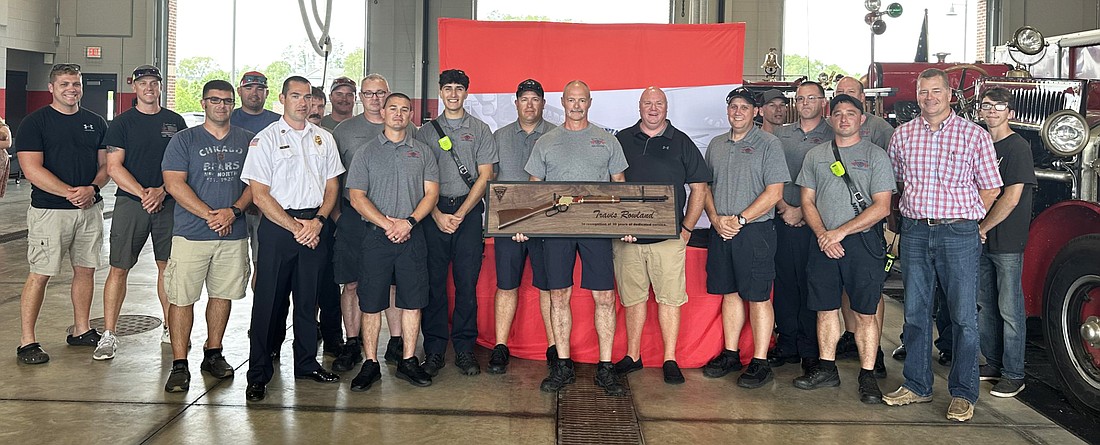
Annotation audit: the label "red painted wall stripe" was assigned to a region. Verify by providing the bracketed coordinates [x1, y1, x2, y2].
[438, 19, 745, 93]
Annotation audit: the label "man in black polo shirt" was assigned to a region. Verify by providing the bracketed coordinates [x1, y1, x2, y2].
[612, 87, 710, 384]
[14, 63, 108, 364]
[96, 65, 186, 360]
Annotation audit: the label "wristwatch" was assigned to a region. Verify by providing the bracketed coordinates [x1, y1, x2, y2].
[316, 214, 328, 225]
[406, 216, 417, 227]
[230, 206, 242, 218]
[736, 214, 747, 225]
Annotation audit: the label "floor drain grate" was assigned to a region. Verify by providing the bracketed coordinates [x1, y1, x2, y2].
[67, 315, 163, 337]
[557, 364, 642, 445]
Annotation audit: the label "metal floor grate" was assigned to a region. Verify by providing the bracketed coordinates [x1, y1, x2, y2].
[557, 364, 643, 445]
[68, 314, 163, 337]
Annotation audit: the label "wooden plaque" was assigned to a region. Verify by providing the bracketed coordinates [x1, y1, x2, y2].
[484, 182, 679, 238]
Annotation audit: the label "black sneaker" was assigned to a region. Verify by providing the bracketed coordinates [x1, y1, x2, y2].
[200, 349, 234, 379]
[990, 378, 1025, 398]
[663, 360, 685, 384]
[421, 353, 445, 377]
[546, 345, 559, 369]
[801, 357, 820, 375]
[333, 338, 364, 372]
[595, 362, 625, 396]
[938, 350, 953, 366]
[766, 347, 800, 367]
[891, 344, 907, 361]
[487, 344, 510, 374]
[455, 351, 481, 376]
[835, 331, 859, 359]
[793, 363, 840, 390]
[979, 364, 1001, 381]
[67, 329, 101, 346]
[613, 355, 643, 376]
[703, 349, 742, 378]
[384, 336, 403, 364]
[737, 359, 773, 389]
[539, 358, 576, 392]
[164, 362, 190, 393]
[350, 360, 382, 392]
[396, 357, 432, 387]
[874, 348, 888, 379]
[858, 371, 884, 404]
[16, 343, 49, 365]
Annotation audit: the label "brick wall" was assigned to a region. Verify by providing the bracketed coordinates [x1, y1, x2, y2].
[977, 0, 988, 62]
[166, 0, 177, 110]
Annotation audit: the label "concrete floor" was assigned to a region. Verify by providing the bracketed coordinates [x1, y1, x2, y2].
[0, 181, 1086, 445]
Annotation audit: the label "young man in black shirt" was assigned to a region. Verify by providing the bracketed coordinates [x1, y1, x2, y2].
[13, 63, 108, 364]
[975, 87, 1036, 398]
[95, 65, 187, 360]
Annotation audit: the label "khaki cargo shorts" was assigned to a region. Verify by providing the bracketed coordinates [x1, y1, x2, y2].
[612, 237, 688, 307]
[26, 202, 104, 276]
[164, 236, 250, 306]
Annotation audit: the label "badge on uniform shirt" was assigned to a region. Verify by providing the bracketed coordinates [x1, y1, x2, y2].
[315, 135, 322, 146]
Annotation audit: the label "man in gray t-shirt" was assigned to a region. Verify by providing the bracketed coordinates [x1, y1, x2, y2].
[526, 80, 629, 396]
[487, 79, 558, 375]
[412, 69, 499, 378]
[160, 80, 254, 392]
[345, 93, 440, 390]
[795, 94, 896, 404]
[702, 87, 788, 389]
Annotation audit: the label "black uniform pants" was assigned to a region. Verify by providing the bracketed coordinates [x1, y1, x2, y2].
[422, 197, 484, 355]
[247, 216, 328, 384]
[773, 220, 819, 359]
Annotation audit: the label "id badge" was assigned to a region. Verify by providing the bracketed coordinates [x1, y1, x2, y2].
[439, 136, 453, 151]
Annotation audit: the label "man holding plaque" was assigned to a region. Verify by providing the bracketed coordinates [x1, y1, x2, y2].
[525, 80, 629, 395]
[702, 87, 789, 389]
[612, 87, 710, 384]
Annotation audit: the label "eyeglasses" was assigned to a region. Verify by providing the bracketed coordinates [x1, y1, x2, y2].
[51, 63, 81, 73]
[978, 102, 1010, 111]
[203, 97, 236, 105]
[360, 90, 388, 98]
[794, 96, 822, 103]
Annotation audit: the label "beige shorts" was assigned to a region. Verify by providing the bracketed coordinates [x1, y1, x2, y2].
[164, 236, 250, 306]
[26, 202, 105, 276]
[612, 237, 688, 307]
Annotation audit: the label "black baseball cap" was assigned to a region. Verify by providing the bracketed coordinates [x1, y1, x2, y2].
[516, 79, 544, 98]
[131, 65, 162, 82]
[725, 87, 757, 106]
[439, 69, 470, 89]
[829, 94, 865, 114]
[760, 89, 787, 104]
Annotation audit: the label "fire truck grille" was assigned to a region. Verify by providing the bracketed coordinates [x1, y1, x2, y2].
[975, 78, 1088, 130]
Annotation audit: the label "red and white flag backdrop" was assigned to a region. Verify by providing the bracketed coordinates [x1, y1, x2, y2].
[440, 19, 765, 368]
[438, 18, 745, 149]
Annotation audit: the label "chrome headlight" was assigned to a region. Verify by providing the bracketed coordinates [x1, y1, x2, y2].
[1041, 110, 1089, 156]
[1013, 26, 1045, 56]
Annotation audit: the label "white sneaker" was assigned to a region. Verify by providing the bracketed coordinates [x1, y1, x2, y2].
[162, 325, 171, 344]
[93, 330, 118, 361]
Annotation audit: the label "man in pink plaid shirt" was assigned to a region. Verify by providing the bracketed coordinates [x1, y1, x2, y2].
[881, 68, 1002, 422]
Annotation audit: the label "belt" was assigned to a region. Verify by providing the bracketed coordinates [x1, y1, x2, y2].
[439, 194, 468, 207]
[285, 207, 320, 219]
[914, 217, 971, 226]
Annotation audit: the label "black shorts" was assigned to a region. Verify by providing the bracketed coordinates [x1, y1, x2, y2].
[705, 222, 776, 302]
[807, 231, 887, 315]
[356, 223, 428, 313]
[333, 199, 365, 284]
[542, 237, 614, 291]
[495, 236, 548, 291]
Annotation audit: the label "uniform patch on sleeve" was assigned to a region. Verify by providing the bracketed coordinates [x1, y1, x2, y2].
[249, 137, 260, 146]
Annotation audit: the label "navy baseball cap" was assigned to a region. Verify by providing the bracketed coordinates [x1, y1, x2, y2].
[516, 79, 544, 98]
[439, 69, 470, 89]
[725, 87, 757, 106]
[829, 94, 865, 114]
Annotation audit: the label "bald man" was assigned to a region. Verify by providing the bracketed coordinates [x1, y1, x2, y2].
[612, 87, 710, 384]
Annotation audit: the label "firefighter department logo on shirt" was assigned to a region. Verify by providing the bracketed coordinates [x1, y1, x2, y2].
[406, 150, 420, 158]
[461, 133, 474, 142]
[809, 137, 823, 144]
[590, 138, 606, 146]
[850, 159, 870, 170]
[740, 147, 755, 154]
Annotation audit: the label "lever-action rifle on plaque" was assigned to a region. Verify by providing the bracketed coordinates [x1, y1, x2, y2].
[497, 192, 669, 229]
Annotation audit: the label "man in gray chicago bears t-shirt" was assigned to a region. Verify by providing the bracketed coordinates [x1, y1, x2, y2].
[160, 80, 255, 393]
[525, 80, 629, 396]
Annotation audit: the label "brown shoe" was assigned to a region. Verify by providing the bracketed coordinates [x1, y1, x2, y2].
[882, 386, 933, 406]
[946, 397, 974, 422]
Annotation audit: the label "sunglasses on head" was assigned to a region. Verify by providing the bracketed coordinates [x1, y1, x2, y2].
[51, 63, 81, 73]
